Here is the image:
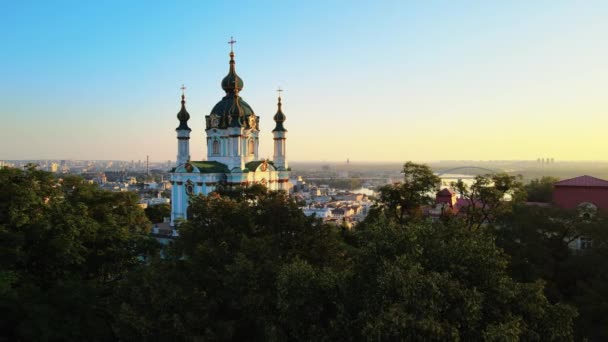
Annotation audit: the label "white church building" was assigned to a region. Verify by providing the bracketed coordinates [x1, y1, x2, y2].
[170, 42, 291, 225]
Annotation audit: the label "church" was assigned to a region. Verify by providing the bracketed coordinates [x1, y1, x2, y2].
[170, 41, 291, 225]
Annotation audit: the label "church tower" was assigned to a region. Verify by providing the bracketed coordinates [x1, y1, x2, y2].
[272, 90, 288, 170]
[205, 38, 259, 171]
[175, 86, 191, 166]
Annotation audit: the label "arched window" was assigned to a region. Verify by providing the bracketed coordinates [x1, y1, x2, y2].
[249, 139, 255, 155]
[213, 140, 220, 155]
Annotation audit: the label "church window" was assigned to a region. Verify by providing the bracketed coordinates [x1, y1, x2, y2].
[213, 140, 220, 155]
[249, 139, 255, 154]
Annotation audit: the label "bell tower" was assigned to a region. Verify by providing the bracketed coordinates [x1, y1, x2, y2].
[272, 88, 288, 170]
[204, 37, 260, 170]
[175, 85, 191, 166]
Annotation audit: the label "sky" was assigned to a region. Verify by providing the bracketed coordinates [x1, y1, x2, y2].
[1, 0, 607, 162]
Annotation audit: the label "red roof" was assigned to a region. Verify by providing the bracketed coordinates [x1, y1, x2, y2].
[554, 175, 608, 188]
[437, 188, 455, 196]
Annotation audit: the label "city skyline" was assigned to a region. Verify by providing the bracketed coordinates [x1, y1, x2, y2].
[2, 1, 607, 162]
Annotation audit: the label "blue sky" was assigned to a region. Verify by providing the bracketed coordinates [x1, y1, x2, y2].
[1, 1, 607, 161]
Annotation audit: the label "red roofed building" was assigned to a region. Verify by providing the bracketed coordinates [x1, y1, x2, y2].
[429, 188, 476, 218]
[553, 175, 608, 211]
[436, 188, 457, 208]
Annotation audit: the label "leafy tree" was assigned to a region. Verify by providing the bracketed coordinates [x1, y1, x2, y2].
[335, 218, 577, 340]
[0, 167, 157, 341]
[496, 204, 608, 340]
[144, 203, 171, 223]
[525, 176, 559, 203]
[115, 186, 346, 340]
[451, 173, 525, 230]
[2, 166, 584, 341]
[372, 162, 440, 224]
[116, 183, 577, 341]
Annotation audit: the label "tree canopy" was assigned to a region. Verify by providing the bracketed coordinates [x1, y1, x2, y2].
[524, 176, 560, 203]
[373, 161, 440, 224]
[112, 177, 578, 341]
[4, 164, 604, 340]
[0, 166, 157, 340]
[451, 173, 526, 230]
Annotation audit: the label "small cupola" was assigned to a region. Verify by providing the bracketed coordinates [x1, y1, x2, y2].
[221, 37, 244, 94]
[272, 89, 287, 132]
[176, 85, 191, 131]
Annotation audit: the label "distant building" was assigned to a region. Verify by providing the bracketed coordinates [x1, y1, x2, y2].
[148, 197, 170, 206]
[302, 207, 333, 219]
[428, 188, 486, 219]
[553, 175, 608, 213]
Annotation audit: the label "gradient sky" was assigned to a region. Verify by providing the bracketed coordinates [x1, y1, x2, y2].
[1, 1, 607, 162]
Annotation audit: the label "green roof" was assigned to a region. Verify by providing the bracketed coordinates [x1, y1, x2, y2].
[245, 160, 275, 171]
[190, 161, 229, 174]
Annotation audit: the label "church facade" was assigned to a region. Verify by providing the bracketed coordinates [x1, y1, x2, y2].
[170, 45, 290, 225]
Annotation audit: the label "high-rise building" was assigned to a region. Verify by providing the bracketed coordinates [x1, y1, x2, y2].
[169, 41, 291, 225]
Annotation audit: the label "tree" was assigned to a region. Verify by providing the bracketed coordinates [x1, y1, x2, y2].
[115, 183, 578, 341]
[0, 167, 158, 341]
[525, 176, 559, 203]
[144, 203, 171, 223]
[372, 162, 440, 225]
[114, 186, 347, 340]
[336, 218, 577, 341]
[496, 204, 608, 340]
[272, 216, 577, 341]
[451, 173, 525, 230]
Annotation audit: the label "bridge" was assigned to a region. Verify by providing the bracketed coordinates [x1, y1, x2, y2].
[434, 166, 501, 177]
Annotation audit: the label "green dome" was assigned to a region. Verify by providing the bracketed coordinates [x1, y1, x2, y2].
[221, 74, 243, 93]
[211, 95, 254, 117]
[221, 51, 243, 93]
[208, 95, 256, 129]
[176, 94, 191, 131]
[272, 96, 287, 132]
[207, 50, 257, 129]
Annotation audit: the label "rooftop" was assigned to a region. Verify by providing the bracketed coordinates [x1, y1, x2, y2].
[554, 175, 608, 188]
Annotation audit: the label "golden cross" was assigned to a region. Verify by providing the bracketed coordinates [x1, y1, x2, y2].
[180, 84, 187, 96]
[277, 87, 283, 97]
[228, 36, 237, 52]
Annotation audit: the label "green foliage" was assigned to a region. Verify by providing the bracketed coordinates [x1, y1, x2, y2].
[451, 173, 525, 230]
[115, 181, 576, 341]
[2, 164, 594, 341]
[372, 161, 440, 224]
[525, 176, 559, 203]
[144, 202, 171, 223]
[496, 204, 608, 340]
[341, 218, 576, 341]
[115, 186, 346, 340]
[0, 167, 157, 341]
